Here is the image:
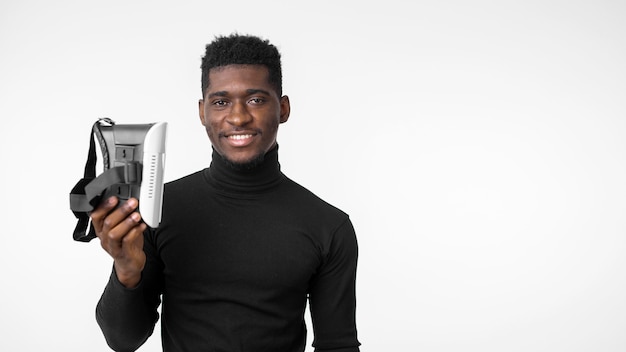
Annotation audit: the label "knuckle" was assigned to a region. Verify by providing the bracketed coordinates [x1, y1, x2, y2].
[105, 228, 120, 242]
[124, 226, 143, 244]
[102, 217, 113, 229]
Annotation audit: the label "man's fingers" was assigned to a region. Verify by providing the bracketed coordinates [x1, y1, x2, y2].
[123, 221, 147, 251]
[100, 213, 144, 257]
[90, 197, 147, 288]
[102, 210, 143, 242]
[93, 198, 143, 258]
[90, 197, 119, 230]
[95, 198, 139, 234]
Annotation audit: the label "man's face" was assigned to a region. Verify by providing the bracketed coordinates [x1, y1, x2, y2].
[199, 64, 290, 166]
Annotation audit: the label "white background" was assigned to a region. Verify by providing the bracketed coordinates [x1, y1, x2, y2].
[1, 0, 625, 351]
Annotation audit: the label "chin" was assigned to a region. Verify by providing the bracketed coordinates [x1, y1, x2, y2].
[220, 151, 266, 171]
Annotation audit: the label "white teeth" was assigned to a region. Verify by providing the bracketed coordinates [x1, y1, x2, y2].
[229, 134, 252, 140]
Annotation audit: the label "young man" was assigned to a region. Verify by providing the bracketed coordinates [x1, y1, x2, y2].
[91, 34, 361, 352]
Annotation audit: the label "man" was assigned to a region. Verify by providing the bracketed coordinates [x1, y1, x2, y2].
[91, 34, 361, 352]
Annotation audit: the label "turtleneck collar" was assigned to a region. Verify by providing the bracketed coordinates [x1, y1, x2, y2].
[203, 144, 284, 195]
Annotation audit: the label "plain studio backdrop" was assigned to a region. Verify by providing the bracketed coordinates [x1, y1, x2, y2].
[1, 1, 625, 351]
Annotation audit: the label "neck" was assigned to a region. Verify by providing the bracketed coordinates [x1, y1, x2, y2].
[205, 145, 283, 194]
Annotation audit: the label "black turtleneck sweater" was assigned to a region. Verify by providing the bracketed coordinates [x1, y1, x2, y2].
[96, 146, 360, 352]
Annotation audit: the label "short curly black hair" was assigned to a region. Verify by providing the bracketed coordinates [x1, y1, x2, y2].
[200, 34, 283, 97]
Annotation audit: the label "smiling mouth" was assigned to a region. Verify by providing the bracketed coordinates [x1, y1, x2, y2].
[223, 132, 258, 147]
[228, 134, 253, 140]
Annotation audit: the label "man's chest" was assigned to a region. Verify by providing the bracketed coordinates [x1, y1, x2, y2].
[157, 200, 323, 298]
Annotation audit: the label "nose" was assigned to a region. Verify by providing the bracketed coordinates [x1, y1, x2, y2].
[226, 101, 253, 127]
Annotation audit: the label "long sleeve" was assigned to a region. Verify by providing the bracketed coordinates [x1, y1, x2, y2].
[92, 149, 362, 351]
[309, 218, 361, 352]
[95, 231, 162, 352]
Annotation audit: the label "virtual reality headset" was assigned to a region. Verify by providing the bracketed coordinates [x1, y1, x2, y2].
[69, 118, 167, 242]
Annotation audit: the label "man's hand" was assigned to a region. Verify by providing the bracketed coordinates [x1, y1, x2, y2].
[91, 197, 147, 289]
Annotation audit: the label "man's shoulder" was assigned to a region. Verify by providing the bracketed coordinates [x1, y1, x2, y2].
[163, 169, 206, 195]
[280, 175, 349, 220]
[166, 169, 205, 185]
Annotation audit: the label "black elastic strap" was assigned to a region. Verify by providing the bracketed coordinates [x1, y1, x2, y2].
[69, 119, 116, 242]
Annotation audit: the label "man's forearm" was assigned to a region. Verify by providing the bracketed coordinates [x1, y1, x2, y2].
[96, 269, 159, 352]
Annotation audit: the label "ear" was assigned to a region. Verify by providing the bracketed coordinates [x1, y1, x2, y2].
[198, 99, 207, 126]
[279, 95, 290, 124]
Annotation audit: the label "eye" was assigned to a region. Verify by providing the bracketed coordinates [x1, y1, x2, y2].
[248, 97, 265, 105]
[211, 99, 229, 110]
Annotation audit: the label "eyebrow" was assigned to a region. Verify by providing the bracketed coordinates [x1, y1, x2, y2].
[207, 88, 272, 99]
[245, 88, 271, 96]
